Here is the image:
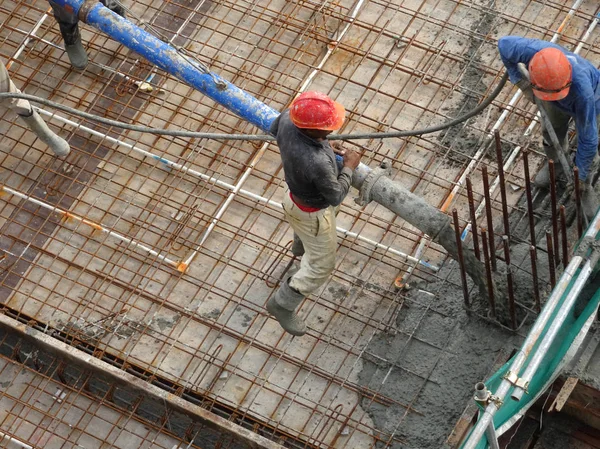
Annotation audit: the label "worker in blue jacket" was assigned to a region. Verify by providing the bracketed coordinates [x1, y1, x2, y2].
[498, 36, 600, 219]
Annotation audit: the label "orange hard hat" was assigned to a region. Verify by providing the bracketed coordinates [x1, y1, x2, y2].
[529, 47, 572, 101]
[289, 91, 346, 131]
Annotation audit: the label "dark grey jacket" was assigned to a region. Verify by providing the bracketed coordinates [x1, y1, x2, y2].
[270, 111, 353, 209]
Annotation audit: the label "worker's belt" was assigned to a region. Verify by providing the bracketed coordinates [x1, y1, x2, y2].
[290, 192, 323, 212]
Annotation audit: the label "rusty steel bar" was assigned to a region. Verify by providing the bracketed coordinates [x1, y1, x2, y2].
[494, 131, 510, 240]
[574, 167, 583, 238]
[546, 230, 557, 288]
[549, 160, 560, 266]
[522, 151, 537, 246]
[560, 205, 569, 267]
[480, 228, 496, 317]
[452, 209, 471, 310]
[530, 245, 541, 313]
[502, 235, 517, 330]
[482, 166, 497, 271]
[466, 177, 480, 260]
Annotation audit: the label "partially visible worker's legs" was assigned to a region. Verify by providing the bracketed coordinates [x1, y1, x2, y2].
[535, 102, 571, 189]
[267, 194, 338, 335]
[49, 0, 88, 70]
[286, 208, 337, 296]
[579, 114, 600, 220]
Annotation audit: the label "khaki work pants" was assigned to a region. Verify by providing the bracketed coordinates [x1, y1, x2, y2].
[282, 193, 338, 297]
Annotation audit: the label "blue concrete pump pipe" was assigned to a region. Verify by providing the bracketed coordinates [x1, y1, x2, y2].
[49, 0, 490, 294]
[51, 0, 279, 132]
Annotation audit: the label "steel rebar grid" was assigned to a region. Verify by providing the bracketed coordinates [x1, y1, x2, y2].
[2, 1, 600, 448]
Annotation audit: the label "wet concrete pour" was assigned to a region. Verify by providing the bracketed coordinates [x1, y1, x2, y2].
[358, 263, 519, 449]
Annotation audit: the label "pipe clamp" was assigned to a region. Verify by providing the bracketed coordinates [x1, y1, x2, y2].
[79, 0, 99, 22]
[502, 370, 529, 392]
[355, 160, 391, 206]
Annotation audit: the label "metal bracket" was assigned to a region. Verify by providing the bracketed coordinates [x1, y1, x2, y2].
[474, 390, 503, 409]
[79, 0, 100, 22]
[489, 394, 504, 409]
[355, 160, 391, 206]
[502, 370, 529, 392]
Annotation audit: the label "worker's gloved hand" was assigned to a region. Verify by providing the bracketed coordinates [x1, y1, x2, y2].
[331, 141, 350, 171]
[342, 148, 361, 170]
[101, 0, 126, 18]
[516, 79, 535, 104]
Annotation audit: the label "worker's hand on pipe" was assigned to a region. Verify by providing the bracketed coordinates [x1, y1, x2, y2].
[342, 148, 361, 170]
[330, 141, 348, 155]
[516, 79, 535, 104]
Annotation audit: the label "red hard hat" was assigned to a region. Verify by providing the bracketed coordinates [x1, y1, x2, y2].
[289, 91, 346, 131]
[529, 47, 572, 101]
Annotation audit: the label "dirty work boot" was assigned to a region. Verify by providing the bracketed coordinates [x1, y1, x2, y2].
[65, 39, 88, 70]
[60, 26, 88, 70]
[534, 144, 564, 189]
[580, 183, 600, 222]
[291, 233, 305, 257]
[266, 279, 307, 336]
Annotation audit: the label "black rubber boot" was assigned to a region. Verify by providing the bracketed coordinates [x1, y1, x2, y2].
[61, 27, 88, 70]
[266, 279, 307, 336]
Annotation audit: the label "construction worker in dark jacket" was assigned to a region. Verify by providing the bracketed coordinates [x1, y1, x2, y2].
[268, 92, 361, 336]
[498, 36, 600, 219]
[48, 0, 126, 70]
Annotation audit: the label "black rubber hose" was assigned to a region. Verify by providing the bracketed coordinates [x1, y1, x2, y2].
[0, 72, 508, 141]
[330, 71, 509, 140]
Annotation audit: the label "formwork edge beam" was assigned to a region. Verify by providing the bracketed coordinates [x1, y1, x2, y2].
[0, 313, 285, 449]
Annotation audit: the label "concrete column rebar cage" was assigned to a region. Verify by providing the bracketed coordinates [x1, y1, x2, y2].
[0, 0, 599, 448]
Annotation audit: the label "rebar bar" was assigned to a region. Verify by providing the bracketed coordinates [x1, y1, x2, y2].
[546, 230, 557, 288]
[502, 235, 517, 330]
[494, 131, 510, 240]
[482, 166, 497, 271]
[466, 177, 480, 260]
[560, 205, 569, 268]
[452, 209, 471, 310]
[530, 245, 541, 313]
[522, 151, 537, 246]
[480, 228, 496, 317]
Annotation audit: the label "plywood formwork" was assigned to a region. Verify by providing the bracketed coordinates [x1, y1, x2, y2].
[1, 0, 599, 448]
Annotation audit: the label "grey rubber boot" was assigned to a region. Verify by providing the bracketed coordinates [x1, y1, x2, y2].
[65, 39, 88, 70]
[266, 279, 307, 336]
[291, 233, 305, 257]
[18, 110, 70, 157]
[580, 183, 600, 222]
[534, 144, 564, 189]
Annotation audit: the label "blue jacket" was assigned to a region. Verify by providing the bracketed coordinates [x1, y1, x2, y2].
[498, 36, 600, 180]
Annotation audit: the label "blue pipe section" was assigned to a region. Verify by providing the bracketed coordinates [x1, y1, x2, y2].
[52, 0, 279, 132]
